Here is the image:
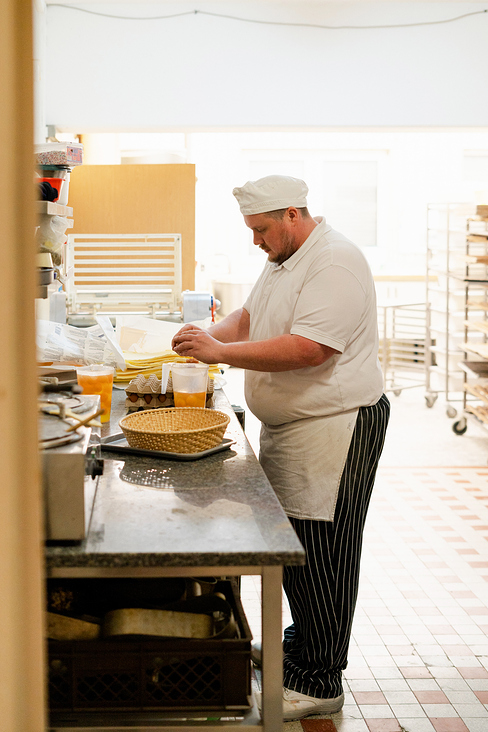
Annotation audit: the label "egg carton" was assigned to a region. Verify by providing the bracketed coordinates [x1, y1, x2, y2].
[125, 373, 213, 411]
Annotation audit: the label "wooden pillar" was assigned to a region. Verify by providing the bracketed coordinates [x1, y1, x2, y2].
[0, 0, 46, 730]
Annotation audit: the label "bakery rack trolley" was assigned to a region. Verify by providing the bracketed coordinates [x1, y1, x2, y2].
[451, 212, 488, 435]
[425, 203, 476, 418]
[377, 302, 428, 398]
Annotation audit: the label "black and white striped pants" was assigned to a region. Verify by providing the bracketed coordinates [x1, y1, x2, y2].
[282, 393, 390, 699]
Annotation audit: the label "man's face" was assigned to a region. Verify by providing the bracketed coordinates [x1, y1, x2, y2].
[243, 211, 299, 266]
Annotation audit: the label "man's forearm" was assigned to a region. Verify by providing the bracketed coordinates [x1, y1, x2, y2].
[172, 313, 337, 369]
[207, 308, 249, 343]
[218, 334, 337, 371]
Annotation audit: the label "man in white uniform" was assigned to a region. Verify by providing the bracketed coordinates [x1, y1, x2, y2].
[172, 175, 390, 720]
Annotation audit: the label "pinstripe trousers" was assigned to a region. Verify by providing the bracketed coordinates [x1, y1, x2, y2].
[282, 393, 390, 699]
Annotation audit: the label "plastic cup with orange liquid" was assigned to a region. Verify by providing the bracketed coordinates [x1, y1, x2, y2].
[76, 365, 114, 423]
[171, 363, 209, 408]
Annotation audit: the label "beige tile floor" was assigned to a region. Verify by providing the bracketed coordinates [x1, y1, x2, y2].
[223, 368, 488, 732]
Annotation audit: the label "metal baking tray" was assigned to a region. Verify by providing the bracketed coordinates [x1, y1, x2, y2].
[100, 433, 235, 461]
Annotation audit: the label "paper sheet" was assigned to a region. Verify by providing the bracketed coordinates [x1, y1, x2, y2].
[115, 315, 182, 353]
[36, 320, 118, 366]
[115, 315, 211, 353]
[95, 315, 126, 370]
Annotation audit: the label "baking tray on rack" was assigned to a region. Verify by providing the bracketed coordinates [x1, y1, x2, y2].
[100, 432, 235, 461]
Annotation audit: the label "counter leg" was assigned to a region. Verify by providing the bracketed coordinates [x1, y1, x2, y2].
[261, 566, 283, 732]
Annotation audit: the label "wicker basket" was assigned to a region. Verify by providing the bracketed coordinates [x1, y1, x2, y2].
[119, 407, 230, 454]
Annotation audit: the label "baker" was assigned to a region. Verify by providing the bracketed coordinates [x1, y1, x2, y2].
[172, 174, 390, 721]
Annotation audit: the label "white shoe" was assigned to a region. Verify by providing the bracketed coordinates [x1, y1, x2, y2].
[255, 686, 344, 721]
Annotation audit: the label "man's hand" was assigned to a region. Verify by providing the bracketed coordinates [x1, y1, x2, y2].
[171, 323, 204, 351]
[172, 327, 224, 364]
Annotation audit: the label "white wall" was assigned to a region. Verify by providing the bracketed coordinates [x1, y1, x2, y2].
[46, 1, 488, 130]
[57, 129, 488, 291]
[41, 2, 488, 302]
[182, 130, 488, 287]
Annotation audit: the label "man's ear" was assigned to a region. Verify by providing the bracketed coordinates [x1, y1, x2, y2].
[286, 207, 299, 223]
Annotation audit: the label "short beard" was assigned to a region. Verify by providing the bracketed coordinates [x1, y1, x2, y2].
[268, 230, 298, 265]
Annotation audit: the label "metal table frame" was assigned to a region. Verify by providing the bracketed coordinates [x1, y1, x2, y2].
[48, 564, 284, 732]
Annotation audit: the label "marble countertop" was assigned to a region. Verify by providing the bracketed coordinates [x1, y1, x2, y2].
[45, 386, 305, 571]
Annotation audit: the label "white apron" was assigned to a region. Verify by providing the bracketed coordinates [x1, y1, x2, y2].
[259, 410, 358, 521]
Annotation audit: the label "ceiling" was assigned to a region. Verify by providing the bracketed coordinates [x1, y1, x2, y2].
[45, 0, 488, 5]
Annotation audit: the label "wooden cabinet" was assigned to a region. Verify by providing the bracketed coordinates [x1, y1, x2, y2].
[69, 164, 196, 291]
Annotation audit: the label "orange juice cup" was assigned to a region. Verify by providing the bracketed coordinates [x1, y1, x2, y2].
[76, 365, 114, 423]
[171, 363, 209, 409]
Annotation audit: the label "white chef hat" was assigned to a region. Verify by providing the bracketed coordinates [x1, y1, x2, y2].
[232, 175, 308, 215]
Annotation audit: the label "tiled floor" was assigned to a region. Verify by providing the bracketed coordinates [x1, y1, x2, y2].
[223, 369, 488, 732]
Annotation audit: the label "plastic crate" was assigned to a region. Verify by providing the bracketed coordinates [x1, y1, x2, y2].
[47, 579, 252, 712]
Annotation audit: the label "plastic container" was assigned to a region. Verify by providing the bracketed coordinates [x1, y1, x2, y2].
[35, 141, 83, 166]
[49, 290, 67, 325]
[433, 330, 483, 350]
[430, 309, 484, 331]
[39, 168, 71, 205]
[171, 363, 209, 409]
[430, 289, 467, 311]
[433, 351, 465, 371]
[430, 370, 465, 393]
[77, 365, 114, 423]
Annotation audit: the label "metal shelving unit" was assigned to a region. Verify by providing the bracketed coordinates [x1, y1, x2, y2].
[377, 302, 427, 397]
[426, 203, 477, 418]
[452, 215, 488, 435]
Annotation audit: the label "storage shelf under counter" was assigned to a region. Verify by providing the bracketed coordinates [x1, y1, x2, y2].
[45, 388, 305, 732]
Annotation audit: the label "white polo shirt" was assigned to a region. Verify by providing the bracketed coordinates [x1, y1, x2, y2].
[243, 217, 383, 427]
[242, 218, 383, 521]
